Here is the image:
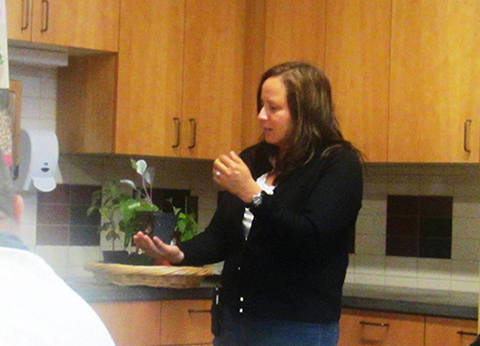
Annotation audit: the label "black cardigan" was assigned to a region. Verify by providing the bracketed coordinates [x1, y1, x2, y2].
[178, 143, 363, 324]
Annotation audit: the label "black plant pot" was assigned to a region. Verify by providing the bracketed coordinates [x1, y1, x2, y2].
[135, 211, 176, 244]
[103, 250, 128, 264]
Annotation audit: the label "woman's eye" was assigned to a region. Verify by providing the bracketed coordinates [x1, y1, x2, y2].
[267, 104, 279, 112]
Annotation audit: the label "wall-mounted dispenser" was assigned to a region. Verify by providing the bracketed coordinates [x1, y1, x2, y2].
[14, 129, 58, 192]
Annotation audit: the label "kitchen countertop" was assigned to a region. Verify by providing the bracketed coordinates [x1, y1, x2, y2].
[67, 276, 478, 320]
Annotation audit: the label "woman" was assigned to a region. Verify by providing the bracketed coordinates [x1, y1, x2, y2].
[134, 61, 363, 346]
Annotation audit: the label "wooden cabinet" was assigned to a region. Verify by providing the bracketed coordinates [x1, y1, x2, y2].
[115, 0, 244, 159]
[91, 299, 213, 346]
[114, 0, 185, 158]
[264, 0, 326, 69]
[91, 301, 162, 346]
[338, 309, 425, 346]
[388, 0, 480, 163]
[425, 316, 478, 346]
[58, 0, 244, 159]
[242, 0, 327, 149]
[6, 0, 119, 52]
[325, 0, 391, 162]
[160, 300, 213, 345]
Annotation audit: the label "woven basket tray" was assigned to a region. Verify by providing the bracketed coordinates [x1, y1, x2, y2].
[84, 262, 214, 288]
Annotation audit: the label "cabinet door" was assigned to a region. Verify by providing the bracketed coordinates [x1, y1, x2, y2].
[425, 316, 478, 346]
[160, 300, 213, 345]
[115, 0, 185, 157]
[181, 0, 245, 160]
[6, 0, 33, 41]
[91, 301, 162, 346]
[28, 0, 119, 51]
[338, 309, 425, 346]
[389, 0, 480, 163]
[264, 0, 326, 69]
[325, 0, 391, 162]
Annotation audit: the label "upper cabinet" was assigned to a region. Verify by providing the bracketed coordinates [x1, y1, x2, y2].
[325, 0, 391, 162]
[179, 0, 245, 160]
[114, 0, 185, 158]
[115, 0, 244, 159]
[264, 0, 326, 69]
[58, 0, 245, 160]
[6, 0, 119, 51]
[242, 0, 327, 149]
[388, 0, 480, 163]
[55, 0, 480, 163]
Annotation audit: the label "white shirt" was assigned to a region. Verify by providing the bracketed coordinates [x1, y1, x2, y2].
[242, 173, 275, 239]
[0, 247, 115, 346]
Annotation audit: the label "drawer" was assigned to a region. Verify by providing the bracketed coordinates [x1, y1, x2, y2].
[160, 299, 213, 345]
[339, 308, 425, 346]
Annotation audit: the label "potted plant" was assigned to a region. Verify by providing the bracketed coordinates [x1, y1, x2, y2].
[88, 159, 160, 264]
[88, 159, 200, 265]
[167, 198, 199, 243]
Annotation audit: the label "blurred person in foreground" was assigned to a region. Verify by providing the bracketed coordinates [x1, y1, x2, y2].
[134, 61, 364, 346]
[0, 148, 115, 346]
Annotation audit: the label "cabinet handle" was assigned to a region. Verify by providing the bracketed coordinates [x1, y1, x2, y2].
[464, 119, 472, 153]
[172, 117, 180, 148]
[41, 0, 49, 33]
[457, 330, 477, 337]
[21, 0, 30, 30]
[8, 90, 19, 180]
[188, 309, 211, 314]
[188, 118, 197, 149]
[359, 321, 390, 328]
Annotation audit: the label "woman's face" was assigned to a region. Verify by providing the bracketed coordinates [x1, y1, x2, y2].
[257, 77, 293, 153]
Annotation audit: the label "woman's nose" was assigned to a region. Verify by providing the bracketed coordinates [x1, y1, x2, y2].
[257, 107, 267, 121]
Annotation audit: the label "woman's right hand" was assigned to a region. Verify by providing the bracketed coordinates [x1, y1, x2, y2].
[133, 232, 185, 264]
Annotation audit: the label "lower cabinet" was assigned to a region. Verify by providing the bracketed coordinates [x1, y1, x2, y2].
[339, 309, 478, 346]
[91, 299, 213, 346]
[160, 300, 213, 345]
[425, 316, 478, 346]
[339, 309, 425, 346]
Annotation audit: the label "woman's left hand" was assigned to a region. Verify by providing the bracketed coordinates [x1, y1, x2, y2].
[213, 151, 262, 203]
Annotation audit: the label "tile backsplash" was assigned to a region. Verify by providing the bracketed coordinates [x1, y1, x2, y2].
[10, 63, 480, 293]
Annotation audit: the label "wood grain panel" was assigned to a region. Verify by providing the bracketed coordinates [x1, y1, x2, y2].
[241, 0, 265, 149]
[57, 54, 116, 154]
[264, 0, 326, 69]
[91, 301, 162, 346]
[115, 0, 185, 157]
[6, 0, 33, 41]
[182, 0, 245, 159]
[425, 316, 478, 346]
[30, 0, 119, 51]
[160, 299, 213, 345]
[325, 0, 391, 162]
[339, 309, 425, 346]
[389, 0, 480, 162]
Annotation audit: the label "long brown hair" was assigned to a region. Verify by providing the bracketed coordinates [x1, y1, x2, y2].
[256, 61, 360, 182]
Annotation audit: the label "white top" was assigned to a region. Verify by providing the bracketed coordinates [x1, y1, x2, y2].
[0, 247, 115, 346]
[242, 173, 276, 239]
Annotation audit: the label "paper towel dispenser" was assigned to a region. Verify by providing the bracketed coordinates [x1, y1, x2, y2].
[14, 129, 58, 192]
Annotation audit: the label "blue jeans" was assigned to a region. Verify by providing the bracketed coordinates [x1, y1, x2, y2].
[213, 307, 339, 346]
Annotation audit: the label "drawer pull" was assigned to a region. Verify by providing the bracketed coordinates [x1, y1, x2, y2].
[188, 118, 197, 149]
[172, 117, 180, 148]
[188, 309, 211, 314]
[464, 119, 472, 153]
[360, 321, 390, 328]
[21, 0, 30, 30]
[457, 330, 477, 337]
[41, 0, 49, 33]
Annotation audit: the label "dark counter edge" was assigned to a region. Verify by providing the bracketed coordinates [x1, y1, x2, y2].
[342, 296, 478, 320]
[68, 275, 478, 320]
